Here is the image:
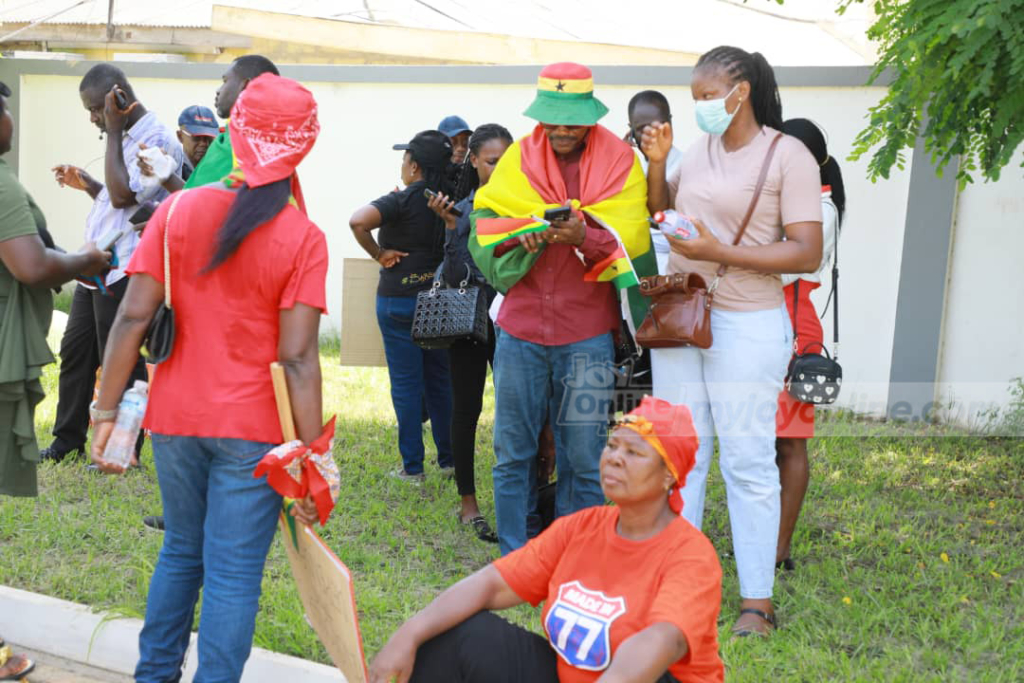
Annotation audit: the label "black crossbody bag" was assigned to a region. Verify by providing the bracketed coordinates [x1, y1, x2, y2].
[143, 191, 186, 364]
[785, 235, 842, 404]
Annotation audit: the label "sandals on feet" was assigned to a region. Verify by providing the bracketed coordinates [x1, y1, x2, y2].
[0, 648, 36, 681]
[458, 514, 498, 543]
[732, 608, 776, 638]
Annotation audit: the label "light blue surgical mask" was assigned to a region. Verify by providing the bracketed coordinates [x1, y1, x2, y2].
[694, 84, 740, 136]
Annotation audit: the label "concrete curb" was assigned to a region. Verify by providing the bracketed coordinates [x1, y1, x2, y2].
[0, 586, 346, 682]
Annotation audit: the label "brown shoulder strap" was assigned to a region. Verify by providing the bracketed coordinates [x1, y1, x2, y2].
[715, 132, 784, 279]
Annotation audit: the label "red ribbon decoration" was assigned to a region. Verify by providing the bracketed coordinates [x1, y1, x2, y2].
[253, 416, 337, 525]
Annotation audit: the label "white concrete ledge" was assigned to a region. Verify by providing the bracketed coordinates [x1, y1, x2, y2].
[0, 586, 345, 683]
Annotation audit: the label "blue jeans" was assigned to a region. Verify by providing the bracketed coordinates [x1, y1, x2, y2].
[492, 331, 613, 555]
[651, 305, 792, 599]
[376, 295, 453, 475]
[135, 435, 282, 683]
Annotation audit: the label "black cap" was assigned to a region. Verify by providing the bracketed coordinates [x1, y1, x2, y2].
[393, 130, 453, 169]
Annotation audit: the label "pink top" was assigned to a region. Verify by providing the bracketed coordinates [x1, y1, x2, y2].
[667, 127, 822, 312]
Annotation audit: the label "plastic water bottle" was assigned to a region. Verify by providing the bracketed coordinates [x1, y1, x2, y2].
[102, 380, 148, 470]
[651, 210, 697, 240]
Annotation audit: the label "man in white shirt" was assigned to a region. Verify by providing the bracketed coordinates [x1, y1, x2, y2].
[627, 90, 683, 274]
[42, 64, 183, 464]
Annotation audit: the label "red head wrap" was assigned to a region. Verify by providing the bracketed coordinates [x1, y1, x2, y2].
[619, 396, 699, 514]
[230, 73, 319, 189]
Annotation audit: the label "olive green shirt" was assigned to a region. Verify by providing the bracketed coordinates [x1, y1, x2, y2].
[0, 158, 54, 497]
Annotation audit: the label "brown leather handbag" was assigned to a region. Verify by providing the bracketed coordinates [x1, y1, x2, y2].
[635, 133, 783, 350]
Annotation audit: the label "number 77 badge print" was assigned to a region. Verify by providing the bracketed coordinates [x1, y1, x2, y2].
[545, 581, 627, 671]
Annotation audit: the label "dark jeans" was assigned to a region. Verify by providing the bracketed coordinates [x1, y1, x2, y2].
[51, 281, 147, 455]
[410, 611, 680, 683]
[492, 331, 613, 555]
[376, 294, 453, 475]
[448, 321, 495, 496]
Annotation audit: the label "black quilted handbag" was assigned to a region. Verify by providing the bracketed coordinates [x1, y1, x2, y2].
[411, 264, 489, 349]
[785, 265, 842, 404]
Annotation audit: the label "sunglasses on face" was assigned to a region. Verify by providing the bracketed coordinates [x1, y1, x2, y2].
[541, 124, 586, 132]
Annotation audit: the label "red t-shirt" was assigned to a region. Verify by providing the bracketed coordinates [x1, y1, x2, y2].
[494, 506, 724, 683]
[127, 187, 328, 442]
[494, 151, 620, 346]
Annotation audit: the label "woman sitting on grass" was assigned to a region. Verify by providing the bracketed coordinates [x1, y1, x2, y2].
[369, 396, 724, 683]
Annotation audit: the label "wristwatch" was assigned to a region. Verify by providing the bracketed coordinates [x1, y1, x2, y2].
[89, 400, 118, 423]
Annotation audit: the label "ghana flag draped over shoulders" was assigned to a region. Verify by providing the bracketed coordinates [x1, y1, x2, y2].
[468, 123, 656, 327]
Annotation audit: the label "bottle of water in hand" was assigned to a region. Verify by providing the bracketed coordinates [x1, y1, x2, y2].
[651, 210, 698, 240]
[102, 380, 148, 470]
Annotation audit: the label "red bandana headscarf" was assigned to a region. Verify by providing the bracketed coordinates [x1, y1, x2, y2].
[229, 73, 319, 210]
[619, 396, 699, 514]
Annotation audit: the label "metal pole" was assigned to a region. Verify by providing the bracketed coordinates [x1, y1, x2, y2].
[106, 0, 116, 41]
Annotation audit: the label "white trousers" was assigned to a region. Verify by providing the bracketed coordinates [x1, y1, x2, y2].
[651, 305, 792, 599]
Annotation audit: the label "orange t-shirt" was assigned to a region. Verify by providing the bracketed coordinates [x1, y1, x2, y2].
[494, 506, 724, 683]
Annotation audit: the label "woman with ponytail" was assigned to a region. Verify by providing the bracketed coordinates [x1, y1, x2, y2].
[350, 130, 456, 482]
[426, 124, 513, 542]
[89, 74, 328, 681]
[774, 118, 845, 572]
[642, 46, 823, 636]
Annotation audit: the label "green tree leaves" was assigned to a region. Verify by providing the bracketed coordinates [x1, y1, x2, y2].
[840, 0, 1024, 184]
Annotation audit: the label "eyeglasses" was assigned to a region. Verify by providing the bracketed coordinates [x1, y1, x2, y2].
[541, 124, 587, 132]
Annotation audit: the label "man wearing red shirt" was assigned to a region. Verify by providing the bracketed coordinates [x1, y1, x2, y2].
[470, 63, 640, 554]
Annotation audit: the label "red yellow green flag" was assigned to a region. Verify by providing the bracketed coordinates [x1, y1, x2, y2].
[471, 124, 653, 291]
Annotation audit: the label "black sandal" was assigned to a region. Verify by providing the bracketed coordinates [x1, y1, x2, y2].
[459, 515, 498, 543]
[732, 608, 776, 637]
[775, 557, 796, 572]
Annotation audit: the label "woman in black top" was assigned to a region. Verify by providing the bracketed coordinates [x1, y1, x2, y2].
[350, 130, 455, 482]
[427, 124, 513, 542]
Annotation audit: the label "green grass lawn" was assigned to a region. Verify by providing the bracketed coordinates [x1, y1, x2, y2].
[1, 343, 1022, 682]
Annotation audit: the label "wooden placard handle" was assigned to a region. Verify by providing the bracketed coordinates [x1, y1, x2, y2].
[270, 362, 298, 442]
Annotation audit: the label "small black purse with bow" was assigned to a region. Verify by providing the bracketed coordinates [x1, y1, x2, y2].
[785, 245, 842, 405]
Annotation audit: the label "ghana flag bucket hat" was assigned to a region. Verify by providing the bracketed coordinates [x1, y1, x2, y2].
[523, 62, 609, 126]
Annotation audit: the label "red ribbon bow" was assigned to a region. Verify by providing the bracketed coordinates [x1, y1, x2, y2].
[253, 417, 337, 525]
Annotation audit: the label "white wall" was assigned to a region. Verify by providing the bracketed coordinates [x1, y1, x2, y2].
[938, 150, 1024, 422]
[15, 72, 922, 415]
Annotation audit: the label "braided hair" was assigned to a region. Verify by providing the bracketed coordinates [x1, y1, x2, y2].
[782, 118, 846, 225]
[695, 46, 783, 131]
[453, 123, 514, 201]
[411, 152, 456, 199]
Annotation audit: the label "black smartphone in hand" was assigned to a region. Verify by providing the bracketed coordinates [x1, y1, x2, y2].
[543, 206, 572, 223]
[114, 86, 129, 110]
[423, 188, 463, 217]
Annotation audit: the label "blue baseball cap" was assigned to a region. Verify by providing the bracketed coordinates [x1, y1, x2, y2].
[437, 115, 472, 139]
[178, 105, 219, 137]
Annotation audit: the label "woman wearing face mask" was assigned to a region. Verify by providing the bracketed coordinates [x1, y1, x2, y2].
[642, 46, 822, 637]
[426, 123, 514, 542]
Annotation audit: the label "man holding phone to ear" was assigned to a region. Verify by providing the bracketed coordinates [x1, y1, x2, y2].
[469, 62, 655, 555]
[41, 64, 182, 465]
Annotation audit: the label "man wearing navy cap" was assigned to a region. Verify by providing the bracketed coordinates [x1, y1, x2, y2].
[438, 115, 472, 165]
[177, 105, 220, 180]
